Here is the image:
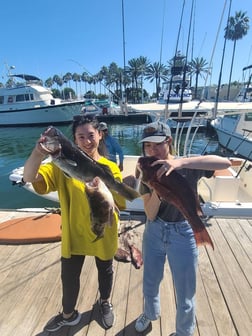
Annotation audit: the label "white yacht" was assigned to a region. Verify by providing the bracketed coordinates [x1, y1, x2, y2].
[158, 75, 192, 104]
[0, 74, 85, 126]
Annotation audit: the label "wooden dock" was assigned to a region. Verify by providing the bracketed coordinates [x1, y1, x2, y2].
[0, 210, 251, 336]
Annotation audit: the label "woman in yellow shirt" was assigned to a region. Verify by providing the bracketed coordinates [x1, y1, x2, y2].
[23, 116, 125, 332]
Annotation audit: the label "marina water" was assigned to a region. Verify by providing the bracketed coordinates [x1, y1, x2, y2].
[0, 123, 220, 209]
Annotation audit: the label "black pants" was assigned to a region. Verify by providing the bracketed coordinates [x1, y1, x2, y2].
[61, 255, 113, 314]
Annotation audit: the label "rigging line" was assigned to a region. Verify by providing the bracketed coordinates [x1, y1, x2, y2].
[121, 0, 126, 101]
[159, 0, 166, 65]
[200, 0, 229, 102]
[179, 0, 195, 116]
[191, 0, 196, 60]
[121, 0, 126, 74]
[164, 0, 185, 116]
[190, 0, 197, 86]
[213, 0, 232, 118]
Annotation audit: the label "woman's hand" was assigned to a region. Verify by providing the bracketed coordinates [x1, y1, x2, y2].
[151, 158, 182, 179]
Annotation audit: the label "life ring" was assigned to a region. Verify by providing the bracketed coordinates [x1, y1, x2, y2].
[8, 96, 13, 103]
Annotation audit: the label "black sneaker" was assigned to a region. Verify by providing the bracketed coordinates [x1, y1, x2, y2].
[44, 310, 81, 332]
[98, 298, 115, 329]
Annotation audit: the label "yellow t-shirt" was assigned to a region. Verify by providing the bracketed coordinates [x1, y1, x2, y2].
[32, 157, 126, 260]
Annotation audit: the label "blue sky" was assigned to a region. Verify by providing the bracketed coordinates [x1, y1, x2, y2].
[1, 0, 252, 94]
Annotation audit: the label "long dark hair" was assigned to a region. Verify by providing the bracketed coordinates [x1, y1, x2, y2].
[71, 115, 107, 156]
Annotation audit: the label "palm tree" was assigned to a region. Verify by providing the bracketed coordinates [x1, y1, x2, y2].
[45, 77, 54, 88]
[81, 72, 89, 94]
[62, 72, 72, 88]
[97, 66, 108, 94]
[225, 10, 250, 100]
[144, 62, 169, 99]
[72, 73, 81, 98]
[127, 56, 150, 103]
[53, 75, 63, 89]
[188, 57, 209, 99]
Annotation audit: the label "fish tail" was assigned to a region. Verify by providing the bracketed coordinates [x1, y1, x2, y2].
[115, 183, 140, 201]
[195, 228, 214, 249]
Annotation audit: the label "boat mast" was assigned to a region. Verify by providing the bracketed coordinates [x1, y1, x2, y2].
[121, 0, 126, 101]
[178, 0, 195, 118]
[213, 0, 232, 118]
[164, 0, 185, 119]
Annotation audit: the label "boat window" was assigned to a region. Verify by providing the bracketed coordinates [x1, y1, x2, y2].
[0, 96, 3, 104]
[245, 112, 252, 121]
[16, 95, 25, 102]
[224, 114, 239, 120]
[8, 96, 14, 103]
[16, 94, 32, 102]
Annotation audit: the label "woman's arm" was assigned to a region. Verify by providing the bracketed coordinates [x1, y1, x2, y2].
[176, 155, 231, 170]
[142, 190, 161, 220]
[23, 141, 48, 183]
[154, 155, 231, 178]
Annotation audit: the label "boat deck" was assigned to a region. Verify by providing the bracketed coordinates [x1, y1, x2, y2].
[0, 210, 251, 336]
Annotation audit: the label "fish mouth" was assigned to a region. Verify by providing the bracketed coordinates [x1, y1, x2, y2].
[39, 137, 61, 154]
[40, 126, 62, 155]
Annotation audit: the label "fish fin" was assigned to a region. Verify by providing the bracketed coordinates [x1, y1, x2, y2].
[115, 182, 140, 201]
[65, 159, 78, 167]
[195, 228, 214, 249]
[115, 204, 120, 215]
[196, 196, 204, 216]
[63, 172, 72, 178]
[108, 209, 114, 227]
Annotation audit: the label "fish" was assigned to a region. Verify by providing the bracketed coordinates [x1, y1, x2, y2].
[137, 156, 214, 249]
[40, 126, 140, 201]
[129, 245, 143, 269]
[114, 248, 131, 263]
[85, 176, 117, 241]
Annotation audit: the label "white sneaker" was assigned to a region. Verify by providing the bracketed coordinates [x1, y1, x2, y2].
[135, 313, 151, 332]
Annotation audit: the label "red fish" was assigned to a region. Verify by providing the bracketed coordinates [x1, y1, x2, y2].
[137, 156, 214, 249]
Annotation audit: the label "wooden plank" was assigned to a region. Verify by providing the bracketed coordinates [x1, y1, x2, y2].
[159, 262, 176, 336]
[207, 218, 252, 336]
[0, 211, 251, 336]
[235, 218, 252, 261]
[197, 246, 228, 336]
[215, 219, 252, 315]
[123, 265, 144, 336]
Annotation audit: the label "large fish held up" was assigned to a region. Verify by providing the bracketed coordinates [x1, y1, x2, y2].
[137, 156, 214, 249]
[40, 126, 140, 201]
[85, 176, 117, 241]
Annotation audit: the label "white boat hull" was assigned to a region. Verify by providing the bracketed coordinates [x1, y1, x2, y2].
[0, 101, 84, 126]
[214, 128, 252, 159]
[211, 110, 252, 160]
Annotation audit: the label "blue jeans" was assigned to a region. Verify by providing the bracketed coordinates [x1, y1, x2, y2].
[142, 217, 198, 336]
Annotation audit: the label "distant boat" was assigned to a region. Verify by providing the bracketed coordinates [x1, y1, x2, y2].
[158, 74, 192, 104]
[81, 99, 122, 117]
[236, 64, 252, 102]
[0, 74, 85, 126]
[211, 107, 252, 160]
[81, 99, 156, 124]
